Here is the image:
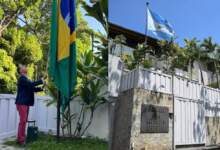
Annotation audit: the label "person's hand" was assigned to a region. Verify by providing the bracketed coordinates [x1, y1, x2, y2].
[41, 75, 47, 84]
[43, 75, 47, 80]
[41, 77, 46, 85]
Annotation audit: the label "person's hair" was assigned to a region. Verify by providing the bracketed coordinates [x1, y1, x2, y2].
[17, 64, 27, 74]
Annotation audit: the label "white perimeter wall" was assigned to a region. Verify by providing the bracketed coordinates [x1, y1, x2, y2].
[120, 67, 220, 146]
[0, 94, 110, 141]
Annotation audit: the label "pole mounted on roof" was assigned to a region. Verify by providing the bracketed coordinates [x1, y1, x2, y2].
[141, 1, 150, 67]
[144, 2, 150, 46]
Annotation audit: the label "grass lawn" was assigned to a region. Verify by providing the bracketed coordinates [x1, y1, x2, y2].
[3, 133, 108, 150]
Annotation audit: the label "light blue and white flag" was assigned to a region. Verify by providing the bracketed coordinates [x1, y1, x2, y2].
[147, 7, 175, 41]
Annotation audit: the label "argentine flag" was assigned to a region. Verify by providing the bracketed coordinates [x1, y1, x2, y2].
[147, 7, 175, 41]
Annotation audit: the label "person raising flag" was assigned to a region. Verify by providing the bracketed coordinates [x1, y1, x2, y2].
[15, 64, 46, 146]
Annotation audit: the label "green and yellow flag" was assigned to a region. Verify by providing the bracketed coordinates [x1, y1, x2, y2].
[48, 0, 77, 111]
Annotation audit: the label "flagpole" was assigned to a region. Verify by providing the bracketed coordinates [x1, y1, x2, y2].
[57, 90, 61, 141]
[56, 0, 61, 142]
[144, 2, 149, 46]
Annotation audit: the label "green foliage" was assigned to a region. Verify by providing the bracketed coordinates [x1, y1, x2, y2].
[0, 8, 4, 19]
[208, 82, 219, 89]
[77, 50, 107, 108]
[122, 43, 154, 70]
[0, 0, 44, 92]
[0, 0, 92, 94]
[118, 35, 220, 87]
[119, 36, 220, 87]
[121, 54, 136, 70]
[26, 64, 35, 79]
[81, 0, 108, 67]
[44, 0, 107, 136]
[0, 0, 42, 36]
[0, 50, 17, 93]
[0, 28, 24, 56]
[14, 34, 42, 65]
[73, 50, 107, 136]
[201, 37, 220, 87]
[0, 27, 42, 84]
[81, 0, 108, 32]
[142, 59, 153, 69]
[4, 133, 108, 150]
[76, 7, 92, 54]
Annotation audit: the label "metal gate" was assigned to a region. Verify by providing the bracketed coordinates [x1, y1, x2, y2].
[174, 76, 206, 145]
[174, 98, 206, 145]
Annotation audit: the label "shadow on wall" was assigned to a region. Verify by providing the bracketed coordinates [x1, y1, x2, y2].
[139, 69, 166, 93]
[193, 103, 205, 144]
[190, 86, 206, 144]
[109, 71, 120, 92]
[200, 86, 220, 145]
[109, 55, 123, 97]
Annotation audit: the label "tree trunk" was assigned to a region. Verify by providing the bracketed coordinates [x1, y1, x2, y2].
[198, 55, 204, 85]
[61, 116, 65, 136]
[80, 109, 94, 136]
[189, 60, 193, 80]
[73, 104, 84, 136]
[216, 72, 219, 88]
[214, 61, 219, 88]
[199, 65, 204, 85]
[68, 103, 72, 136]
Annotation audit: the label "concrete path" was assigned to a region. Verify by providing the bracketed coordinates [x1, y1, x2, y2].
[177, 145, 220, 150]
[0, 138, 24, 150]
[0, 144, 24, 150]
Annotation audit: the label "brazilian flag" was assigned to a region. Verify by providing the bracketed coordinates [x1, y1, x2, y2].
[48, 0, 77, 111]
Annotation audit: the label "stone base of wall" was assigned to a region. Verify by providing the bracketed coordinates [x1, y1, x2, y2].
[111, 89, 134, 150]
[206, 117, 220, 145]
[130, 89, 173, 150]
[111, 88, 173, 150]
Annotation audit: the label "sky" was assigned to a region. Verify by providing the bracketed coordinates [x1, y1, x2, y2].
[109, 0, 220, 46]
[82, 0, 105, 34]
[81, 8, 105, 34]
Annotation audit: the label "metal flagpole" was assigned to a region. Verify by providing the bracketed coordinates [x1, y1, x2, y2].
[57, 91, 61, 141]
[68, 101, 72, 136]
[56, 0, 61, 142]
[144, 2, 150, 46]
[141, 2, 149, 66]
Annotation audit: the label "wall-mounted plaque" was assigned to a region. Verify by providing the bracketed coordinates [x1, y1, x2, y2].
[141, 104, 169, 133]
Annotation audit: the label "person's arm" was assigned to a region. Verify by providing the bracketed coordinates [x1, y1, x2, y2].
[34, 87, 43, 92]
[19, 76, 43, 87]
[32, 79, 44, 87]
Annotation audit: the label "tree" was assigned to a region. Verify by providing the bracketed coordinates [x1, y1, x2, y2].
[0, 50, 17, 93]
[157, 39, 180, 72]
[76, 7, 92, 54]
[0, 0, 42, 36]
[0, 27, 43, 79]
[81, 0, 108, 33]
[14, 34, 42, 65]
[81, 0, 108, 67]
[0, 0, 92, 88]
[183, 38, 200, 79]
[73, 50, 107, 136]
[0, 0, 45, 80]
[64, 0, 109, 136]
[201, 37, 220, 88]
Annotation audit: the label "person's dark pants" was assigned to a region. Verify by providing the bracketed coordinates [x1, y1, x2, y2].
[16, 104, 29, 144]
